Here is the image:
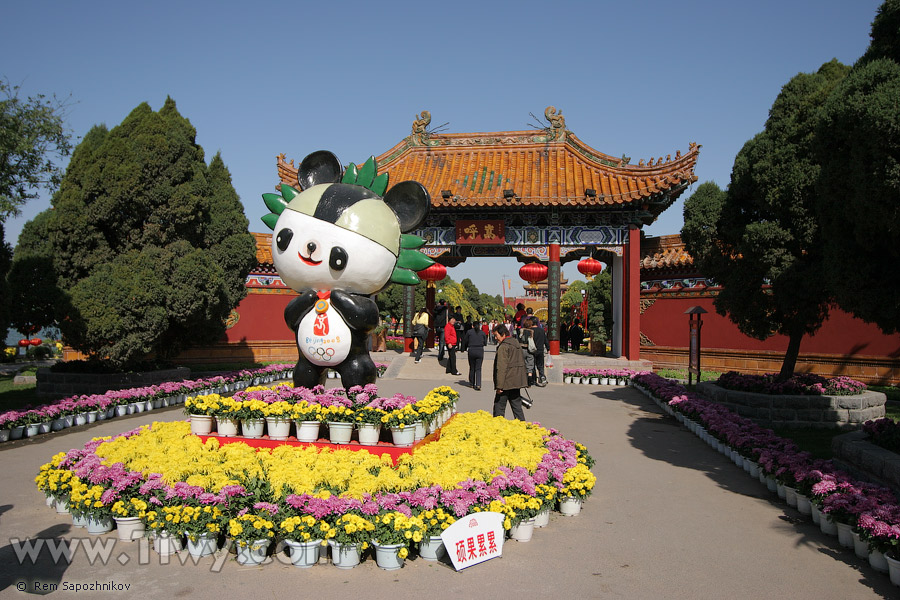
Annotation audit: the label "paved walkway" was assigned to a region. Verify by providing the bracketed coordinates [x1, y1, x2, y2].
[0, 353, 895, 599]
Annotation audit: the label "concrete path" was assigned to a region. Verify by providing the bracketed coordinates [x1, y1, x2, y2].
[0, 354, 895, 599]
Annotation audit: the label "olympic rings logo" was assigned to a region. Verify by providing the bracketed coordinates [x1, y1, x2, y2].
[308, 346, 336, 361]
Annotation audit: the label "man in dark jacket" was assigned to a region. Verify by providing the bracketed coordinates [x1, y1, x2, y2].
[434, 300, 449, 361]
[492, 324, 529, 420]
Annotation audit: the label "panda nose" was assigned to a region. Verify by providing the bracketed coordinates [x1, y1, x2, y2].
[306, 242, 317, 255]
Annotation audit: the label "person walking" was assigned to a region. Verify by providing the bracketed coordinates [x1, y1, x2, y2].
[452, 306, 464, 348]
[529, 318, 550, 386]
[518, 318, 536, 387]
[491, 324, 529, 420]
[411, 307, 430, 363]
[444, 316, 461, 376]
[434, 300, 449, 361]
[569, 319, 584, 353]
[462, 319, 487, 390]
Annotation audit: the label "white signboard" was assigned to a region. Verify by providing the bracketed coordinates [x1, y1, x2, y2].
[440, 511, 505, 571]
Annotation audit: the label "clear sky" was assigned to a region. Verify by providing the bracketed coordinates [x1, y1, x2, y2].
[2, 0, 883, 299]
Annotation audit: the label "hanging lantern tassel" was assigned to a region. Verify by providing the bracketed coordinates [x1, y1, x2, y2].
[417, 263, 448, 288]
[577, 257, 604, 281]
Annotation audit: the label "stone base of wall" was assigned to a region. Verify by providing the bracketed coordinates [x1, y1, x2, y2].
[832, 431, 900, 497]
[643, 345, 900, 386]
[36, 367, 191, 400]
[696, 382, 886, 429]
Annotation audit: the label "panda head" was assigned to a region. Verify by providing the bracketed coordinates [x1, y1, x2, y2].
[263, 151, 432, 295]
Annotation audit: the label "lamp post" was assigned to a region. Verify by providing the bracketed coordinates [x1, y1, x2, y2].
[685, 306, 708, 386]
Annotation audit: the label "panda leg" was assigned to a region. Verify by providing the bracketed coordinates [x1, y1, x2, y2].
[293, 356, 325, 389]
[336, 354, 376, 389]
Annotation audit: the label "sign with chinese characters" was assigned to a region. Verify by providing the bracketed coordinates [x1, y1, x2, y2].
[441, 511, 505, 570]
[455, 220, 505, 245]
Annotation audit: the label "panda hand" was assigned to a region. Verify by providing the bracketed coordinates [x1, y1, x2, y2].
[285, 290, 318, 327]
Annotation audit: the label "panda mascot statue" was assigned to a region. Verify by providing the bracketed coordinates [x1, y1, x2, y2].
[261, 150, 433, 390]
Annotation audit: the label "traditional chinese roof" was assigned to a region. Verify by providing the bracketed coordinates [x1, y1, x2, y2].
[640, 234, 695, 273]
[276, 108, 700, 224]
[252, 232, 276, 273]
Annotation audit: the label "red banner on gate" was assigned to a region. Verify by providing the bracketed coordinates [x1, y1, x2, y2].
[455, 220, 505, 245]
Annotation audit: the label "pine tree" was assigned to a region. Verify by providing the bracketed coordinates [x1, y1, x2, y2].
[17, 98, 256, 367]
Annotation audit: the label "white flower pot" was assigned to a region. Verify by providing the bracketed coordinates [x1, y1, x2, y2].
[327, 422, 353, 445]
[390, 425, 415, 447]
[266, 417, 291, 440]
[836, 522, 854, 548]
[114, 517, 145, 542]
[852, 530, 869, 560]
[870, 549, 889, 574]
[153, 531, 184, 556]
[295, 420, 320, 443]
[186, 532, 218, 557]
[189, 415, 214, 436]
[417, 535, 446, 561]
[357, 424, 381, 446]
[559, 497, 582, 517]
[284, 538, 321, 568]
[534, 508, 551, 528]
[86, 515, 114, 535]
[215, 417, 239, 437]
[509, 518, 535, 542]
[241, 418, 265, 439]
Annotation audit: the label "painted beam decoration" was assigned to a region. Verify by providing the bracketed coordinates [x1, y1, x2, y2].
[261, 151, 433, 390]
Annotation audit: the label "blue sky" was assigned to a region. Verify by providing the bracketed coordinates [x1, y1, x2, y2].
[2, 0, 883, 298]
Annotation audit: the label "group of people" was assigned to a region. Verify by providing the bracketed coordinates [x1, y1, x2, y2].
[558, 318, 585, 353]
[408, 300, 549, 421]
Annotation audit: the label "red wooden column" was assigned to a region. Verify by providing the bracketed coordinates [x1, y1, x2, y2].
[622, 226, 641, 360]
[548, 242, 561, 355]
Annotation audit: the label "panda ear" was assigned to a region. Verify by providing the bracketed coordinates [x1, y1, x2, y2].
[384, 181, 431, 232]
[297, 151, 343, 189]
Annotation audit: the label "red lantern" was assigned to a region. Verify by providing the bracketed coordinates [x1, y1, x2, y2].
[30, 338, 42, 346]
[17, 339, 29, 347]
[519, 262, 548, 284]
[417, 263, 447, 287]
[577, 257, 604, 281]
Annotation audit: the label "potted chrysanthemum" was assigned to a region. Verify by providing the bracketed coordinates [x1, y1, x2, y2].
[414, 507, 456, 561]
[176, 504, 225, 558]
[353, 405, 386, 446]
[228, 507, 277, 565]
[325, 512, 375, 569]
[370, 510, 426, 570]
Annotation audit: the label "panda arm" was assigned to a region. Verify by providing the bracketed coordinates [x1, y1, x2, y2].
[284, 290, 318, 329]
[330, 290, 379, 333]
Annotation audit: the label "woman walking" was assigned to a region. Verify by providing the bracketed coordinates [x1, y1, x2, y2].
[411, 307, 430, 363]
[462, 320, 487, 390]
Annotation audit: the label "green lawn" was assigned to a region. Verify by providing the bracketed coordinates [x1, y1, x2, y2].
[0, 374, 38, 412]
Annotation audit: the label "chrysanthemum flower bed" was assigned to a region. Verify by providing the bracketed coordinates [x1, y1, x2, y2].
[562, 369, 635, 384]
[715, 371, 867, 396]
[633, 372, 900, 579]
[35, 393, 596, 564]
[0, 363, 387, 442]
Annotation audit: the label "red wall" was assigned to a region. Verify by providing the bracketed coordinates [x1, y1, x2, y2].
[224, 293, 296, 343]
[641, 294, 900, 358]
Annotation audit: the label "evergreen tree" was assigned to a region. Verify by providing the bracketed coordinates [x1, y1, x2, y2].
[815, 0, 900, 332]
[683, 61, 849, 379]
[0, 79, 73, 220]
[17, 98, 256, 367]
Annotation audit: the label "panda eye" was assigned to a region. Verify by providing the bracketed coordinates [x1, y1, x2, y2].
[275, 229, 293, 252]
[329, 246, 348, 271]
